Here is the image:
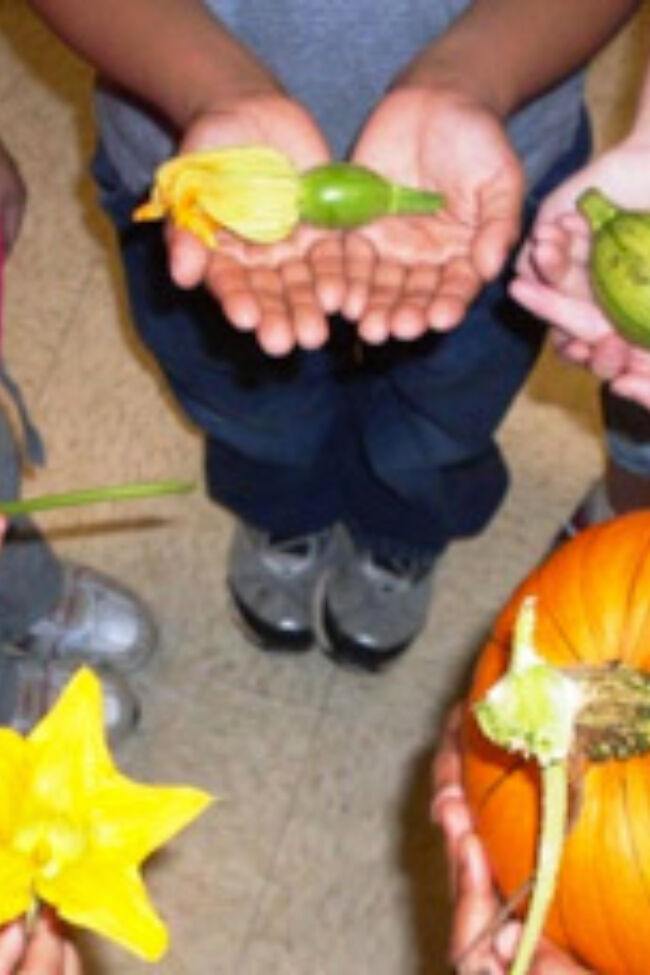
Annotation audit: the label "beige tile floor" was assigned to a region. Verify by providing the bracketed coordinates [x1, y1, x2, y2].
[1, 4, 649, 973]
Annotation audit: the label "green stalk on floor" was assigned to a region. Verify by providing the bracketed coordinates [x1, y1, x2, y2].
[0, 479, 195, 516]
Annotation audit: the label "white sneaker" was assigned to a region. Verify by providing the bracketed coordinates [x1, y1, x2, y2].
[0, 652, 140, 745]
[15, 564, 157, 672]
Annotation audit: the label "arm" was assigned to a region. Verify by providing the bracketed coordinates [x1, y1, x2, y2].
[27, 0, 277, 129]
[345, 0, 641, 344]
[28, 0, 341, 357]
[400, 0, 639, 118]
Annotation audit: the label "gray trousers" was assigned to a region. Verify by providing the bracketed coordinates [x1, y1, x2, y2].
[0, 397, 62, 642]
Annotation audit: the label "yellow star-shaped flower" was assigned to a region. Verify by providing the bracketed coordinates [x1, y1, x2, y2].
[0, 667, 212, 961]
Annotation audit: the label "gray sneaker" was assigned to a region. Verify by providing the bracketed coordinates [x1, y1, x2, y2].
[318, 533, 435, 671]
[15, 564, 157, 673]
[227, 522, 339, 651]
[0, 652, 140, 745]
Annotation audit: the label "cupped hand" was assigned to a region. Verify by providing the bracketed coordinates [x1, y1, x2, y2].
[512, 137, 650, 410]
[432, 705, 588, 975]
[345, 87, 525, 344]
[166, 94, 345, 356]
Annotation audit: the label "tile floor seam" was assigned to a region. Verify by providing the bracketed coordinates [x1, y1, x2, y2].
[18, 256, 103, 412]
[231, 704, 332, 974]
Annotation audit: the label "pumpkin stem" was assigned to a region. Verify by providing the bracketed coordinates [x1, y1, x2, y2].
[474, 596, 582, 765]
[474, 597, 578, 975]
[571, 663, 650, 760]
[509, 760, 568, 975]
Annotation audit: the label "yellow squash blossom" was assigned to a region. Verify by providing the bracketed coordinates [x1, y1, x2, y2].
[0, 668, 212, 961]
[133, 145, 301, 247]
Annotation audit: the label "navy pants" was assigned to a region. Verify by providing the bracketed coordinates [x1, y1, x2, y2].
[94, 116, 591, 561]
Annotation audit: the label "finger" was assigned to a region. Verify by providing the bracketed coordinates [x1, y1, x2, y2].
[611, 375, 650, 412]
[0, 923, 25, 975]
[280, 259, 329, 349]
[205, 253, 261, 331]
[472, 185, 523, 282]
[451, 833, 502, 973]
[428, 257, 482, 331]
[167, 225, 210, 288]
[62, 942, 83, 975]
[590, 334, 630, 381]
[389, 265, 441, 341]
[16, 913, 64, 975]
[341, 234, 377, 321]
[509, 278, 611, 342]
[561, 339, 593, 365]
[309, 236, 346, 314]
[432, 704, 465, 802]
[248, 266, 296, 356]
[357, 260, 406, 344]
[437, 795, 476, 897]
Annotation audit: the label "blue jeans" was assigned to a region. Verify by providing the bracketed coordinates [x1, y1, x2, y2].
[93, 114, 591, 560]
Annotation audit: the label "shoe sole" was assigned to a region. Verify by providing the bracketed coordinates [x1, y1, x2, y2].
[228, 590, 315, 653]
[315, 588, 412, 673]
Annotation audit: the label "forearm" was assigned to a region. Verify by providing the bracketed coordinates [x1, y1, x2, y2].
[397, 0, 641, 117]
[27, 0, 279, 128]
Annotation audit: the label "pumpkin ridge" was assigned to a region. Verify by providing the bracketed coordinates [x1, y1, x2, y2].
[597, 763, 645, 972]
[623, 527, 650, 666]
[621, 761, 650, 904]
[475, 753, 526, 815]
[579, 524, 613, 662]
[540, 601, 581, 664]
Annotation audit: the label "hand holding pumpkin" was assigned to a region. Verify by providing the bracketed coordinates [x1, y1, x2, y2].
[432, 706, 587, 975]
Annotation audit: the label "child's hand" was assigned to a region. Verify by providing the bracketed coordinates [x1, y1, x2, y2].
[0, 141, 26, 254]
[511, 138, 650, 411]
[163, 94, 344, 357]
[346, 86, 525, 344]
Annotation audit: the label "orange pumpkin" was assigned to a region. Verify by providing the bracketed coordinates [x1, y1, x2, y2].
[463, 511, 650, 975]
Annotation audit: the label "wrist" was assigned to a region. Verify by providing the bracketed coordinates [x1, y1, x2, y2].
[394, 43, 514, 119]
[176, 59, 282, 129]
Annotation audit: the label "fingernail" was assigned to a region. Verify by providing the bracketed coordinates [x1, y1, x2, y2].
[494, 920, 521, 960]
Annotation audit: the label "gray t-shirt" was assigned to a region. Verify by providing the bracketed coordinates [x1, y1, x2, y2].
[95, 0, 585, 195]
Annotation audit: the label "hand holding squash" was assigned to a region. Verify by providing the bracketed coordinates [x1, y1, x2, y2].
[510, 141, 650, 411]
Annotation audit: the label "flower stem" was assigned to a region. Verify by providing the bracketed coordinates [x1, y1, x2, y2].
[0, 479, 195, 516]
[510, 759, 568, 975]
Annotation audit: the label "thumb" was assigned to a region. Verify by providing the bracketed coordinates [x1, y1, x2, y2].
[472, 197, 522, 281]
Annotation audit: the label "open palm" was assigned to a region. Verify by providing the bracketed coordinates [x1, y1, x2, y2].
[167, 94, 344, 356]
[347, 87, 525, 343]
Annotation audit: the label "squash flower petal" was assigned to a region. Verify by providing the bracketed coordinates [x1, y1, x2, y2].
[0, 668, 213, 962]
[133, 145, 301, 246]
